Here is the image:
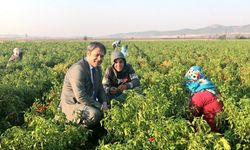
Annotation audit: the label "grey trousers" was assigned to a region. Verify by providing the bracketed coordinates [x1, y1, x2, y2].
[61, 100, 102, 128]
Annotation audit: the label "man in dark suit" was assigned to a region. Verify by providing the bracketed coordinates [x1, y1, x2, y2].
[60, 42, 108, 128]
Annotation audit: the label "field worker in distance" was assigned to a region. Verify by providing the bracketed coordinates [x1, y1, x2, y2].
[112, 40, 121, 50]
[121, 45, 128, 57]
[60, 42, 108, 128]
[102, 51, 140, 102]
[8, 48, 23, 62]
[184, 66, 224, 132]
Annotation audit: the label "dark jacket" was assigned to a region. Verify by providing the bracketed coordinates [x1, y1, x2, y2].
[102, 64, 140, 94]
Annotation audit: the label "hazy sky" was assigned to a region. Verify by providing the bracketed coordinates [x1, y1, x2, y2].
[0, 0, 249, 37]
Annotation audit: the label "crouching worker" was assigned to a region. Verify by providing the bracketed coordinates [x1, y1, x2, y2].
[9, 48, 23, 62]
[60, 42, 108, 128]
[184, 66, 223, 132]
[102, 51, 140, 102]
[6, 48, 23, 67]
[112, 40, 121, 50]
[121, 45, 128, 57]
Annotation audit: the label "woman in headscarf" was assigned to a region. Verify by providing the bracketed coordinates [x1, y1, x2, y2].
[184, 66, 223, 132]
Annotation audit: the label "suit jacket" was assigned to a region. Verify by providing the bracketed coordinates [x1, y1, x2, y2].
[60, 58, 107, 109]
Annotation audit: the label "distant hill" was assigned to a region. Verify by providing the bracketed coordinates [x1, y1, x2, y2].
[1, 24, 250, 40]
[0, 34, 25, 38]
[101, 24, 250, 39]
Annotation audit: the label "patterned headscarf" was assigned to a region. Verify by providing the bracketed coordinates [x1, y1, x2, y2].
[184, 66, 217, 95]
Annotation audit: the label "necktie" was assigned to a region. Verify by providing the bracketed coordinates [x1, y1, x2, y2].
[91, 68, 97, 100]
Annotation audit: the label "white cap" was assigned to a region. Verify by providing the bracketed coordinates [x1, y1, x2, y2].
[13, 48, 22, 55]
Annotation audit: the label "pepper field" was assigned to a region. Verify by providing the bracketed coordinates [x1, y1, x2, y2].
[0, 40, 249, 149]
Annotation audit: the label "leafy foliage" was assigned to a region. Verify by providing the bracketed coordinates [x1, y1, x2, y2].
[0, 40, 250, 149]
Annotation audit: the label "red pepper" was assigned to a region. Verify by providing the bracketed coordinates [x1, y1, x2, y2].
[149, 137, 155, 142]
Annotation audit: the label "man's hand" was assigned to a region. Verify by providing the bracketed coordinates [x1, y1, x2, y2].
[118, 84, 128, 92]
[110, 87, 118, 94]
[101, 102, 108, 111]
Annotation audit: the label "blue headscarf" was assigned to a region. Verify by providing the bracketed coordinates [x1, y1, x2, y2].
[184, 66, 217, 95]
